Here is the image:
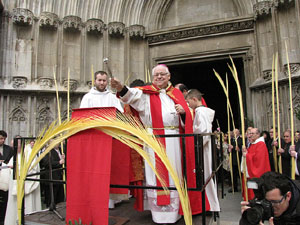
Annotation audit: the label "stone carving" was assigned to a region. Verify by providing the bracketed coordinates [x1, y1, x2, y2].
[38, 77, 54, 89]
[37, 107, 53, 122]
[12, 76, 27, 89]
[108, 22, 125, 36]
[283, 63, 300, 76]
[39, 12, 59, 29]
[12, 8, 34, 26]
[263, 70, 272, 81]
[63, 16, 82, 31]
[10, 108, 26, 122]
[87, 81, 93, 89]
[147, 20, 254, 44]
[86, 18, 105, 34]
[15, 96, 24, 106]
[128, 25, 145, 38]
[253, 1, 274, 20]
[63, 79, 78, 91]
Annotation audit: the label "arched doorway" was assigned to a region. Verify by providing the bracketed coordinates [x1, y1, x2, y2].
[168, 57, 246, 132]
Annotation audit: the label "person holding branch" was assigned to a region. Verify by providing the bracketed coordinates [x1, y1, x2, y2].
[111, 64, 206, 224]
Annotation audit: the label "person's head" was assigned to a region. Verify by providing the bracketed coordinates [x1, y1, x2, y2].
[260, 172, 292, 217]
[224, 133, 228, 142]
[249, 128, 260, 143]
[94, 71, 108, 92]
[233, 128, 240, 137]
[29, 140, 35, 148]
[129, 79, 145, 88]
[152, 64, 170, 89]
[185, 89, 203, 109]
[269, 128, 274, 139]
[175, 83, 189, 97]
[246, 126, 253, 138]
[0, 130, 7, 146]
[283, 130, 291, 143]
[261, 130, 271, 140]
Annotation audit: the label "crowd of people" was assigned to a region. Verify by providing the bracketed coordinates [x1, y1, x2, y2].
[0, 133, 65, 225]
[1, 64, 300, 224]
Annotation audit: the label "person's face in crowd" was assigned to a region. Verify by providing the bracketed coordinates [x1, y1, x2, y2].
[30, 140, 35, 148]
[265, 188, 291, 217]
[233, 129, 240, 137]
[94, 73, 108, 92]
[186, 97, 197, 110]
[224, 134, 228, 142]
[283, 131, 291, 143]
[152, 66, 170, 89]
[269, 128, 274, 139]
[0, 135, 6, 146]
[263, 133, 267, 139]
[249, 128, 260, 143]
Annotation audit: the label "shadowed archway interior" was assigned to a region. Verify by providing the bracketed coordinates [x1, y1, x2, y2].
[169, 58, 246, 132]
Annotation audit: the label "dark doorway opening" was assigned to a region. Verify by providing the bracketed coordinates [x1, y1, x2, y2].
[168, 57, 246, 132]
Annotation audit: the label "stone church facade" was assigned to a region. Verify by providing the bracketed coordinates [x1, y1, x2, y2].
[0, 0, 299, 142]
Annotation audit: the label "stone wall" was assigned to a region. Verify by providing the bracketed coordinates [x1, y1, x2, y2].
[0, 4, 146, 142]
[1, 0, 300, 142]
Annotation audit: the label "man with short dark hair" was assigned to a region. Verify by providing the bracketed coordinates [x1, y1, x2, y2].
[241, 171, 300, 224]
[80, 71, 123, 112]
[0, 130, 13, 225]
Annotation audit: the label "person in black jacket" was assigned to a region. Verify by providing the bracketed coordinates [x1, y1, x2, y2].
[228, 128, 243, 192]
[40, 143, 65, 207]
[241, 171, 300, 225]
[0, 130, 14, 225]
[262, 130, 275, 171]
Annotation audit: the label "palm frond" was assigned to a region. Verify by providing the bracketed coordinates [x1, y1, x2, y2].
[17, 112, 192, 225]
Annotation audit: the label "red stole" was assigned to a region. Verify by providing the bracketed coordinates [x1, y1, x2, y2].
[139, 84, 207, 213]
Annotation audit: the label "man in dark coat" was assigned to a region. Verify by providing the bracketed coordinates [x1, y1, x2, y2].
[229, 128, 243, 192]
[0, 130, 14, 225]
[40, 143, 65, 207]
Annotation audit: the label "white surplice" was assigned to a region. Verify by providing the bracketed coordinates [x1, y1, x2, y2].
[80, 87, 125, 209]
[193, 106, 220, 212]
[120, 87, 182, 224]
[80, 87, 124, 113]
[5, 144, 41, 225]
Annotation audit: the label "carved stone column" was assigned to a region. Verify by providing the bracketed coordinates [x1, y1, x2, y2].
[253, 0, 274, 20]
[12, 8, 34, 26]
[86, 18, 105, 34]
[62, 15, 82, 31]
[39, 12, 59, 29]
[108, 22, 125, 37]
[128, 25, 145, 39]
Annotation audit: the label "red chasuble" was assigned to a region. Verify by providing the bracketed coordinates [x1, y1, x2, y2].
[243, 139, 271, 200]
[138, 84, 209, 214]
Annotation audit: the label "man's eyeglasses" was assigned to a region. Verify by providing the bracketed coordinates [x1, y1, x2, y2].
[269, 194, 286, 205]
[153, 72, 169, 77]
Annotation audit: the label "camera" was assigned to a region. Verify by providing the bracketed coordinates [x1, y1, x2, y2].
[240, 178, 274, 225]
[241, 198, 273, 225]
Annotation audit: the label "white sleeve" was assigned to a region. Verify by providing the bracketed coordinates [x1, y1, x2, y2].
[120, 87, 147, 113]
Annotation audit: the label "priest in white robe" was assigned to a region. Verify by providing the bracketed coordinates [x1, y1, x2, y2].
[80, 70, 124, 209]
[111, 64, 201, 224]
[80, 70, 123, 113]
